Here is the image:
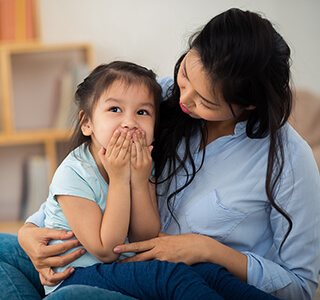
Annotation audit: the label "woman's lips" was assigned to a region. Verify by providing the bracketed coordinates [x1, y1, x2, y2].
[179, 102, 191, 114]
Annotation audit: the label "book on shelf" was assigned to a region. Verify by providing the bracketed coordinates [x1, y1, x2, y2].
[53, 63, 90, 129]
[0, 0, 37, 43]
[20, 155, 49, 220]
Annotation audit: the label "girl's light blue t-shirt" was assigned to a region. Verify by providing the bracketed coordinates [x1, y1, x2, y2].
[44, 144, 132, 294]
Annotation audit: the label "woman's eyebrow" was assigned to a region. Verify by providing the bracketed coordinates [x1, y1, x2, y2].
[184, 57, 219, 107]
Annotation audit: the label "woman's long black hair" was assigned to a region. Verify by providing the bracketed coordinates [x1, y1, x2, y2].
[153, 8, 293, 251]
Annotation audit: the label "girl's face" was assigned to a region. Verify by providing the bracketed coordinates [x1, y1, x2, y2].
[82, 80, 156, 152]
[177, 50, 252, 122]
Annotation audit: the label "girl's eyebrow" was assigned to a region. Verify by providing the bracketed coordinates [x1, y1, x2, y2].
[184, 57, 220, 107]
[104, 97, 121, 103]
[105, 97, 155, 109]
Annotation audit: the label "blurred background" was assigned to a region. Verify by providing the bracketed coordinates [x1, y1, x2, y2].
[0, 0, 319, 232]
[40, 0, 320, 94]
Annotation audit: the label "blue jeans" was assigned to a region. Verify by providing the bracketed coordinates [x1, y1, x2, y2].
[59, 261, 278, 300]
[0, 233, 134, 300]
[0, 233, 277, 300]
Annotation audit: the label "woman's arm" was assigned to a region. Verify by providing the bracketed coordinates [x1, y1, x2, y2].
[58, 130, 132, 263]
[114, 232, 247, 281]
[129, 130, 161, 242]
[114, 139, 320, 299]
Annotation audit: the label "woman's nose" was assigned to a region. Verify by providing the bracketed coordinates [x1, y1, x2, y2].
[180, 87, 194, 106]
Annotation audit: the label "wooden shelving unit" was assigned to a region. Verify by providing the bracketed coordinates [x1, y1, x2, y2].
[0, 42, 94, 222]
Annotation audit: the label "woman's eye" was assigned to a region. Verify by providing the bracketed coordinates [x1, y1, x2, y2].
[110, 107, 121, 113]
[137, 110, 148, 115]
[180, 68, 187, 78]
[199, 101, 211, 110]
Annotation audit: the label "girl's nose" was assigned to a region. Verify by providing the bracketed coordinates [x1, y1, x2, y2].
[121, 117, 137, 131]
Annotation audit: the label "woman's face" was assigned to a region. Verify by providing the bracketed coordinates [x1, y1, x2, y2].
[177, 50, 248, 122]
[81, 80, 156, 153]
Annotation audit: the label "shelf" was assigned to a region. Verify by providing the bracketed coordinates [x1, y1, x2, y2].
[0, 221, 24, 234]
[0, 42, 94, 222]
[0, 129, 72, 146]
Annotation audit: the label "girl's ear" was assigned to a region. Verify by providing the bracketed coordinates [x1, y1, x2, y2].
[79, 110, 92, 136]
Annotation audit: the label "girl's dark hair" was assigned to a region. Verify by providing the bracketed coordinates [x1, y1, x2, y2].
[153, 8, 293, 251]
[69, 61, 163, 151]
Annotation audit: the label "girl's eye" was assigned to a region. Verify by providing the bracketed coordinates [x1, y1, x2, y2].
[137, 110, 148, 115]
[109, 107, 121, 113]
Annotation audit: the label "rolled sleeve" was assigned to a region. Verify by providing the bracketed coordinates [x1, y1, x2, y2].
[25, 202, 46, 228]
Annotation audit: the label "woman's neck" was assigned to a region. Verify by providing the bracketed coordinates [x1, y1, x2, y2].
[205, 119, 237, 145]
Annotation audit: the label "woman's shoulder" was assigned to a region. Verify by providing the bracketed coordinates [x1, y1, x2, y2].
[282, 123, 319, 175]
[282, 123, 311, 152]
[157, 76, 174, 100]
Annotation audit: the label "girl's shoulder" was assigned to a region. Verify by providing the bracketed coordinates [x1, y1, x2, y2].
[53, 144, 96, 183]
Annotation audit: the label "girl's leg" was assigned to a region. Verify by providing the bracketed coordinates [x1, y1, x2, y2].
[192, 263, 278, 300]
[59, 260, 224, 300]
[45, 285, 137, 300]
[0, 233, 44, 300]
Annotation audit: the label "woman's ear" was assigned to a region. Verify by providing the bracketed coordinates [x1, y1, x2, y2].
[79, 110, 92, 136]
[245, 105, 256, 111]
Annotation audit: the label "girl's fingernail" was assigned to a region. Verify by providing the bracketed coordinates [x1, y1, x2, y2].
[113, 246, 120, 253]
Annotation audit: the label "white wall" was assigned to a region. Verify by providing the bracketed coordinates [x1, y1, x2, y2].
[39, 0, 320, 96]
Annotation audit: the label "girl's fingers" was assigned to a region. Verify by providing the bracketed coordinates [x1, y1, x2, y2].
[141, 131, 151, 157]
[131, 140, 137, 162]
[133, 131, 143, 164]
[106, 130, 121, 157]
[141, 130, 147, 148]
[118, 131, 132, 159]
[112, 130, 128, 157]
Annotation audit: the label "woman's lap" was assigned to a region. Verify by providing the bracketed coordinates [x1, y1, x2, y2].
[0, 233, 44, 299]
[0, 233, 132, 300]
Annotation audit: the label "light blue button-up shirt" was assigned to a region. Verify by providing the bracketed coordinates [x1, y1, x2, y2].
[27, 77, 320, 300]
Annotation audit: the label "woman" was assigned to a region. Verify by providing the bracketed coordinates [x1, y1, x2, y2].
[1, 8, 320, 300]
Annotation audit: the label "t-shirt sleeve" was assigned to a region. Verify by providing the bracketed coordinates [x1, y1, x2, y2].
[50, 163, 97, 202]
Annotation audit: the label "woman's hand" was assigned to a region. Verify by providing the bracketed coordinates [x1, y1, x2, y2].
[114, 232, 208, 265]
[114, 231, 248, 282]
[18, 223, 85, 286]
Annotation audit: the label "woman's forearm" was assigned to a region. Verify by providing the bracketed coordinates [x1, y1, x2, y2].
[198, 235, 248, 282]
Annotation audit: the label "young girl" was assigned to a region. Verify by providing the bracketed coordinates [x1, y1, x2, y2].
[43, 61, 277, 300]
[43, 61, 162, 295]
